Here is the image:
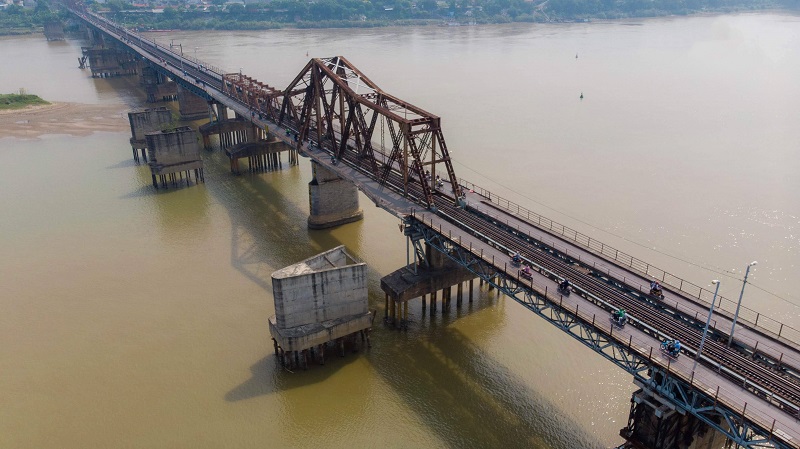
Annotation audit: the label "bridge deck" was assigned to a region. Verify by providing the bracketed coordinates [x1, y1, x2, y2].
[465, 193, 800, 373]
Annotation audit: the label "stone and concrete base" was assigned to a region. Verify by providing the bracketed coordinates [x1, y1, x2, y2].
[381, 243, 477, 328]
[145, 81, 178, 103]
[225, 137, 298, 174]
[269, 312, 372, 353]
[128, 107, 173, 163]
[269, 246, 372, 370]
[149, 160, 205, 189]
[177, 85, 208, 120]
[82, 46, 138, 78]
[44, 21, 65, 41]
[618, 387, 729, 449]
[145, 126, 205, 189]
[307, 162, 363, 229]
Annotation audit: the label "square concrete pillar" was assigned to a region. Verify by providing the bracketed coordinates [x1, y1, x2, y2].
[177, 85, 208, 120]
[145, 126, 201, 166]
[307, 162, 363, 229]
[128, 107, 173, 143]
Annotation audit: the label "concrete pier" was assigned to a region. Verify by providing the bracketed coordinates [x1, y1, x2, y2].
[128, 107, 173, 163]
[177, 85, 208, 121]
[144, 126, 205, 189]
[268, 245, 373, 370]
[198, 116, 250, 150]
[140, 65, 178, 103]
[44, 21, 65, 41]
[307, 162, 363, 229]
[225, 137, 297, 174]
[381, 243, 477, 328]
[81, 46, 137, 78]
[617, 387, 730, 449]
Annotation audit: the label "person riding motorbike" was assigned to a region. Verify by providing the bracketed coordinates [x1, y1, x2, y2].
[665, 339, 681, 357]
[614, 308, 627, 325]
[559, 279, 571, 291]
[671, 339, 681, 356]
[512, 252, 522, 264]
[522, 265, 531, 276]
[650, 280, 662, 292]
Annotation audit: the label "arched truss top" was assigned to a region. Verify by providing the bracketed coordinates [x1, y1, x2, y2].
[278, 56, 461, 208]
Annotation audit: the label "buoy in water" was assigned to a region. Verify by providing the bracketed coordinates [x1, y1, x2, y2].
[580, 92, 584, 99]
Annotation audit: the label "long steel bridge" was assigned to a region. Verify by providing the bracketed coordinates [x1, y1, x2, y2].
[66, 4, 800, 447]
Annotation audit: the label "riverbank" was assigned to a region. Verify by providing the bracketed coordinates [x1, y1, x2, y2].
[0, 102, 129, 139]
[3, 6, 796, 36]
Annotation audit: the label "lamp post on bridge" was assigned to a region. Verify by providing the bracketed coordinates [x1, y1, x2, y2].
[728, 261, 757, 346]
[692, 280, 721, 378]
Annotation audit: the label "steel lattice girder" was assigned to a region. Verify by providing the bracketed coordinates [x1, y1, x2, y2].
[403, 215, 786, 449]
[277, 56, 461, 207]
[222, 73, 282, 121]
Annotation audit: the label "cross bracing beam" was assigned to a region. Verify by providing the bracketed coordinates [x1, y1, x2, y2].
[463, 202, 800, 415]
[404, 213, 789, 449]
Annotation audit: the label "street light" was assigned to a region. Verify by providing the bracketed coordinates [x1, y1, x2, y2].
[692, 280, 721, 377]
[728, 261, 757, 346]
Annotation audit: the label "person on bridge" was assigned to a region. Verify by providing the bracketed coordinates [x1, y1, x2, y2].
[614, 308, 627, 325]
[559, 279, 571, 291]
[512, 252, 522, 264]
[522, 265, 531, 277]
[671, 340, 681, 356]
[651, 280, 661, 291]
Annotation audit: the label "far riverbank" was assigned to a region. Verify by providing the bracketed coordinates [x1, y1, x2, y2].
[3, 6, 798, 36]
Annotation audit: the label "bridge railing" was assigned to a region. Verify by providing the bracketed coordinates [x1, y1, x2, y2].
[458, 178, 800, 349]
[412, 213, 798, 440]
[78, 8, 227, 78]
[162, 44, 225, 77]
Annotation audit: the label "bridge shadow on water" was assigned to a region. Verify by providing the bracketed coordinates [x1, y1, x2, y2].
[106, 158, 139, 170]
[184, 142, 602, 448]
[370, 305, 605, 449]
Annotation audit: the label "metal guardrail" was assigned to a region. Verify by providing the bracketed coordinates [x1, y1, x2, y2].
[409, 211, 797, 448]
[458, 178, 800, 349]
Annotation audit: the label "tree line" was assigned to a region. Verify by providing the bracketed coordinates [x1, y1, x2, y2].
[1, 0, 798, 34]
[0, 0, 64, 35]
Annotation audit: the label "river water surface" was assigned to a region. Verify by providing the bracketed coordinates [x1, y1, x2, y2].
[1, 13, 799, 448]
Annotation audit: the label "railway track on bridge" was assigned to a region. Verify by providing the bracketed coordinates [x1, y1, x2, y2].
[424, 191, 800, 417]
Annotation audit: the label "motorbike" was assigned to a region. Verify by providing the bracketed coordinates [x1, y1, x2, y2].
[520, 267, 533, 280]
[650, 287, 665, 300]
[510, 254, 522, 267]
[557, 283, 571, 296]
[611, 314, 627, 328]
[660, 340, 680, 358]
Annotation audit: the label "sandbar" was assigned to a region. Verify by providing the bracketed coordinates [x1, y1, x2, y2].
[0, 102, 131, 139]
